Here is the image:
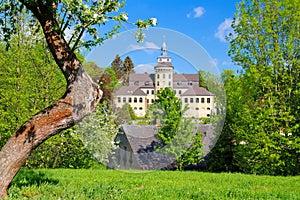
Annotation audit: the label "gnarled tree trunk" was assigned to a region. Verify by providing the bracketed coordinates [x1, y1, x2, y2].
[0, 2, 101, 198]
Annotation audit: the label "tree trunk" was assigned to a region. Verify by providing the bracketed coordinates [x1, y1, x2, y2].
[0, 2, 101, 198]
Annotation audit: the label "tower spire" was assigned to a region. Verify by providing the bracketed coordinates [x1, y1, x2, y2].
[161, 36, 167, 56]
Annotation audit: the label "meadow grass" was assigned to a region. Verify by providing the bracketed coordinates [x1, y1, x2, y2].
[7, 168, 300, 199]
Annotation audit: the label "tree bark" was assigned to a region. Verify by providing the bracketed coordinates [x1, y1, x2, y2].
[0, 2, 101, 198]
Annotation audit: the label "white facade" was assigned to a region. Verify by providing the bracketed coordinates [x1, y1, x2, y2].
[114, 42, 215, 118]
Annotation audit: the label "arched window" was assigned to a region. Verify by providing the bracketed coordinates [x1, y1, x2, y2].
[129, 97, 132, 103]
[139, 97, 143, 103]
[134, 97, 137, 103]
[123, 97, 126, 103]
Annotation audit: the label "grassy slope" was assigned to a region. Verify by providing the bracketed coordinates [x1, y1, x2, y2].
[7, 169, 300, 200]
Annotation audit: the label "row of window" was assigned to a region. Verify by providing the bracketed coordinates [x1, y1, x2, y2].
[177, 81, 194, 86]
[118, 97, 144, 103]
[184, 97, 211, 104]
[194, 107, 211, 111]
[156, 68, 171, 71]
[146, 90, 155, 95]
[157, 74, 172, 79]
[156, 81, 172, 87]
[134, 81, 150, 86]
[118, 97, 155, 104]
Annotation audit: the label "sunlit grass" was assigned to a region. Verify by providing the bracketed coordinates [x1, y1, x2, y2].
[8, 169, 300, 199]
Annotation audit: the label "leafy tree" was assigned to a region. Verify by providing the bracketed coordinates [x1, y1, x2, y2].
[154, 88, 184, 145]
[123, 56, 135, 85]
[99, 67, 120, 103]
[198, 70, 208, 90]
[0, 1, 155, 197]
[209, 0, 300, 175]
[74, 101, 120, 165]
[149, 88, 203, 169]
[83, 61, 103, 82]
[111, 54, 123, 79]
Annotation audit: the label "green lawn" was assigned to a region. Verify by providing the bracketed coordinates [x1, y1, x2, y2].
[7, 169, 300, 199]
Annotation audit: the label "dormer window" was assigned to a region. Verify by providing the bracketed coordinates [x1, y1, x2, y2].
[188, 81, 193, 86]
[177, 81, 182, 86]
[145, 81, 149, 86]
[134, 81, 139, 86]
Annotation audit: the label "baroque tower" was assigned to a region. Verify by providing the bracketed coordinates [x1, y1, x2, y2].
[154, 42, 174, 93]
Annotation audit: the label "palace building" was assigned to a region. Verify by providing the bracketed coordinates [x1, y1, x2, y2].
[113, 42, 215, 118]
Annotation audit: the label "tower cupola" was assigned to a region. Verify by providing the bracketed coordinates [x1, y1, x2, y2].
[154, 41, 174, 92]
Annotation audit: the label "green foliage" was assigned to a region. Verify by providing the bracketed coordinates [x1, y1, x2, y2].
[74, 101, 120, 165]
[26, 129, 98, 169]
[123, 56, 135, 85]
[8, 169, 300, 199]
[111, 54, 123, 79]
[0, 0, 156, 51]
[150, 87, 184, 145]
[198, 70, 208, 90]
[111, 55, 135, 85]
[148, 88, 203, 169]
[209, 0, 300, 175]
[83, 61, 103, 82]
[0, 20, 66, 149]
[99, 67, 120, 102]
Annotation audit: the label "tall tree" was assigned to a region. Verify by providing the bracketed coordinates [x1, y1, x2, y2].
[0, 1, 155, 197]
[123, 56, 135, 85]
[210, 0, 300, 175]
[148, 87, 203, 169]
[111, 54, 123, 79]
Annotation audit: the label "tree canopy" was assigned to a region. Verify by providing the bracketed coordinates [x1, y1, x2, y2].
[208, 0, 300, 175]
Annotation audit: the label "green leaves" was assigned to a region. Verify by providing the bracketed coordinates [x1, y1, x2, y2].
[210, 0, 300, 175]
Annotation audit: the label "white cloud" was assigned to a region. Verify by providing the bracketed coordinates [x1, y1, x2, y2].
[187, 7, 205, 18]
[215, 18, 233, 42]
[127, 41, 159, 51]
[135, 64, 155, 74]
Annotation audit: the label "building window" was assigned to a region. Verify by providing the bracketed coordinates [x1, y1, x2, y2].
[168, 81, 171, 86]
[207, 98, 211, 103]
[207, 114, 211, 117]
[134, 81, 139, 86]
[188, 81, 193, 86]
[157, 74, 160, 79]
[184, 98, 188, 103]
[139, 97, 143, 103]
[123, 97, 126, 103]
[134, 97, 137, 103]
[163, 74, 165, 79]
[177, 81, 182, 86]
[196, 98, 199, 103]
[179, 90, 182, 95]
[190, 98, 193, 103]
[145, 81, 149, 86]
[174, 90, 176, 94]
[151, 90, 154, 94]
[167, 58, 170, 61]
[139, 107, 143, 110]
[151, 99, 154, 103]
[118, 97, 121, 103]
[134, 107, 137, 110]
[196, 107, 199, 110]
[159, 58, 162, 62]
[169, 74, 171, 79]
[147, 99, 149, 103]
[157, 81, 160, 86]
[129, 97, 132, 103]
[201, 98, 205, 103]
[147, 90, 149, 94]
[207, 107, 211, 110]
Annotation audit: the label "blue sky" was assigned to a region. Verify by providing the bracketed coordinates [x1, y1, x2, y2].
[86, 0, 240, 74]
